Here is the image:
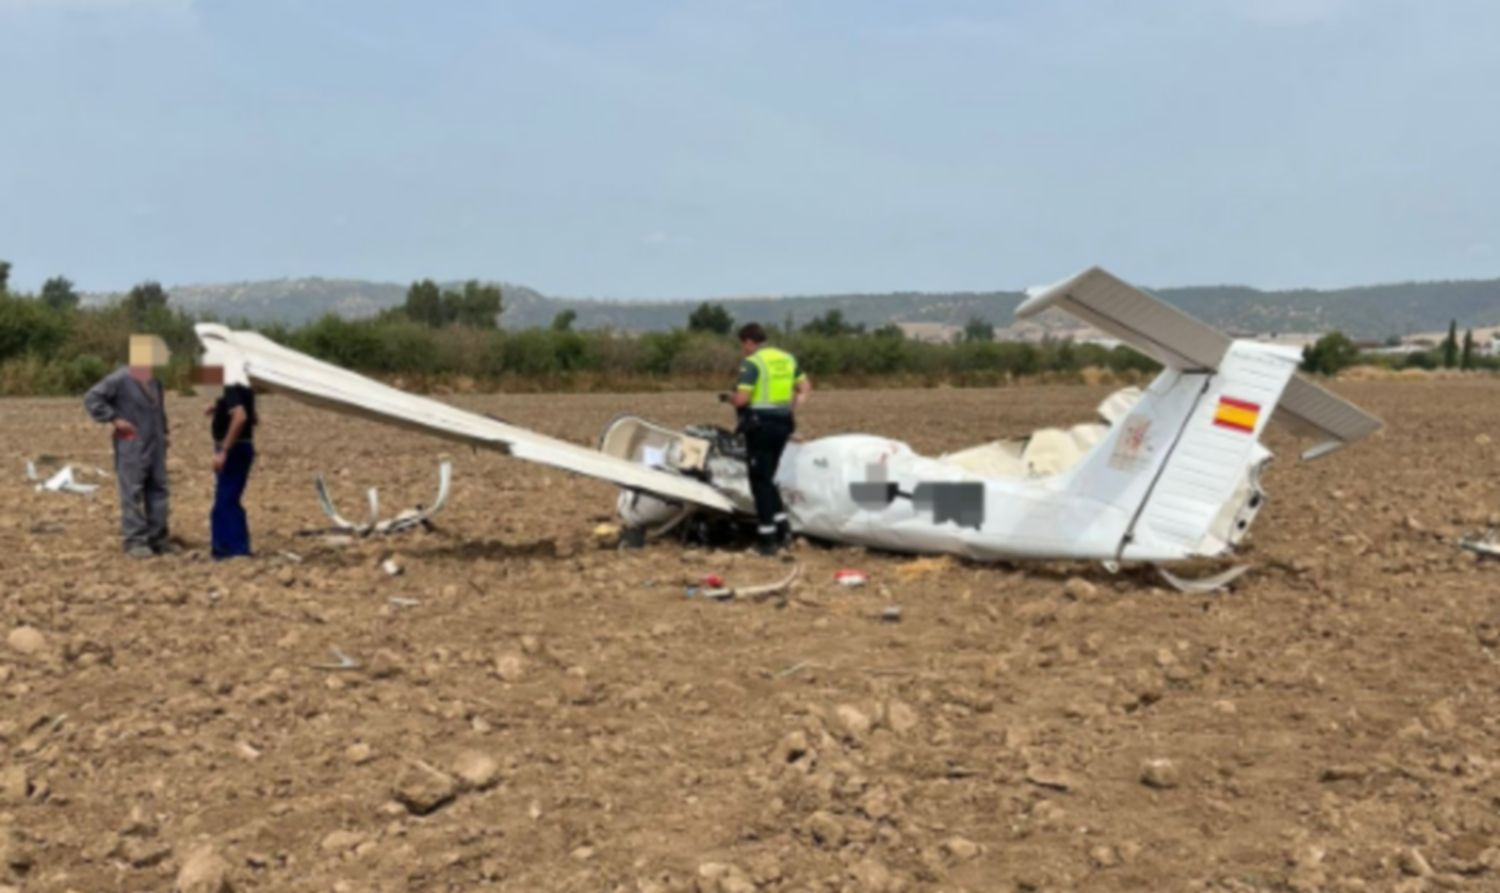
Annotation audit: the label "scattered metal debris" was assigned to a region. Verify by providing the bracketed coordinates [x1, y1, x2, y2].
[1459, 529, 1500, 558]
[698, 564, 802, 602]
[381, 559, 404, 577]
[834, 569, 868, 588]
[25, 461, 104, 496]
[880, 605, 903, 623]
[1157, 564, 1252, 594]
[775, 660, 814, 678]
[309, 461, 452, 536]
[311, 647, 360, 671]
[388, 597, 421, 608]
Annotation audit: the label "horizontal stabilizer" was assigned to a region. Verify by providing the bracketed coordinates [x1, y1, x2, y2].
[1276, 376, 1384, 457]
[1019, 267, 1230, 370]
[1018, 266, 1382, 457]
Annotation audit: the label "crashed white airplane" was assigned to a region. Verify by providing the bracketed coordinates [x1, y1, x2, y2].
[196, 267, 1380, 575]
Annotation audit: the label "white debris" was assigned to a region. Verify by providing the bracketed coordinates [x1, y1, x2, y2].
[27, 462, 101, 496]
[314, 461, 452, 536]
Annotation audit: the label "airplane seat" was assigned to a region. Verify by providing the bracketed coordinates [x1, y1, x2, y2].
[1067, 423, 1110, 454]
[1022, 427, 1084, 476]
[939, 439, 1028, 477]
[1097, 386, 1144, 423]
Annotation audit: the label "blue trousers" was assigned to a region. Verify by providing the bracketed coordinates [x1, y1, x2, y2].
[211, 441, 255, 559]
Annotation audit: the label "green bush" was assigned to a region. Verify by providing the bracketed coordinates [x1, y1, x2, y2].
[293, 316, 391, 370]
[0, 294, 68, 361]
[1301, 332, 1360, 376]
[671, 334, 738, 377]
[62, 354, 112, 393]
[637, 330, 689, 376]
[501, 328, 562, 376]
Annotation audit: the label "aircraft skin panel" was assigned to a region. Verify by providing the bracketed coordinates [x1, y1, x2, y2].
[779, 435, 1137, 561]
[195, 324, 738, 513]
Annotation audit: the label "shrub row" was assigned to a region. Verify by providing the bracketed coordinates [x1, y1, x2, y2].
[0, 293, 1168, 396]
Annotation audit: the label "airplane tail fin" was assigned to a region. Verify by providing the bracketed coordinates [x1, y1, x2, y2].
[1020, 268, 1381, 561]
[1017, 267, 1381, 459]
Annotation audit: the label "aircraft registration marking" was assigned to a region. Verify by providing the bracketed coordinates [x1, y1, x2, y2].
[1108, 414, 1154, 472]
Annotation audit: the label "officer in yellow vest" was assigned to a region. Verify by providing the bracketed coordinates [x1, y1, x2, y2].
[729, 323, 812, 555]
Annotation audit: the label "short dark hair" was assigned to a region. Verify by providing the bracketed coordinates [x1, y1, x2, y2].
[737, 323, 768, 344]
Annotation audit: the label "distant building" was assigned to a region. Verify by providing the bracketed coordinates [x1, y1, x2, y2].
[896, 322, 961, 343]
[1365, 343, 1425, 356]
[1251, 332, 1322, 350]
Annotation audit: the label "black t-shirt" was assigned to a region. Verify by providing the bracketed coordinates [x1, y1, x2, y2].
[212, 385, 257, 443]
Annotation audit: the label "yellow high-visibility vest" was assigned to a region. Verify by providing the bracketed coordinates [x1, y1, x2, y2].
[743, 346, 801, 410]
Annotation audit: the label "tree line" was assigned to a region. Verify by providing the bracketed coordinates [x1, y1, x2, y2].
[1300, 321, 1498, 375]
[9, 259, 1477, 397]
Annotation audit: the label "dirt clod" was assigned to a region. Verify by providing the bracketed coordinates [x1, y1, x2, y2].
[175, 844, 233, 893]
[834, 704, 872, 740]
[5, 627, 45, 656]
[392, 762, 458, 815]
[885, 700, 920, 736]
[0, 826, 34, 880]
[0, 768, 28, 805]
[1399, 848, 1435, 878]
[1140, 758, 1181, 789]
[806, 811, 845, 848]
[1062, 577, 1098, 600]
[450, 750, 500, 791]
[944, 836, 980, 861]
[493, 652, 527, 682]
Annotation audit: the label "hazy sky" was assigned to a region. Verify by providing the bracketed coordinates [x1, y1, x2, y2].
[2, 0, 1497, 297]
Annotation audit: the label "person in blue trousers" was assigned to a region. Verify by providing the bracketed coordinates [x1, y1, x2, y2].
[209, 381, 257, 559]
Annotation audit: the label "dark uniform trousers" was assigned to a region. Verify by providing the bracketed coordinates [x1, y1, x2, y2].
[744, 411, 795, 537]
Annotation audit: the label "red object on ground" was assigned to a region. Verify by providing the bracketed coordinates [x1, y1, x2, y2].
[833, 569, 868, 587]
[703, 574, 725, 588]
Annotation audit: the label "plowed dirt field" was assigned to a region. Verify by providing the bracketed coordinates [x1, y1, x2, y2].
[3, 381, 1499, 893]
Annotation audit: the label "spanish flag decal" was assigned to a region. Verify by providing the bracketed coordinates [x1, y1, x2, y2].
[1213, 396, 1261, 433]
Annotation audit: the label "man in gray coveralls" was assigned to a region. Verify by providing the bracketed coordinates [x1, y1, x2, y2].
[84, 335, 173, 557]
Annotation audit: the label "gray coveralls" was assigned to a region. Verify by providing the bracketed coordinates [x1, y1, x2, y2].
[83, 368, 170, 552]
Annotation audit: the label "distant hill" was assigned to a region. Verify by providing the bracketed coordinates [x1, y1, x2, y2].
[83, 274, 1500, 340]
[81, 278, 551, 327]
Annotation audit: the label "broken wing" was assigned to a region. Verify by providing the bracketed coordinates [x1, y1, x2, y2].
[194, 324, 737, 513]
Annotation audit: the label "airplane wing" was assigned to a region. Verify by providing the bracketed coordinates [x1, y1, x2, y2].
[1016, 266, 1382, 458]
[194, 324, 738, 513]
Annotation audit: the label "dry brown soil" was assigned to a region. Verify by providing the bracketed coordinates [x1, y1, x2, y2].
[3, 381, 1500, 893]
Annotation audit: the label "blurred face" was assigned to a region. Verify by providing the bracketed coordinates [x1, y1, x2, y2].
[741, 338, 758, 356]
[128, 335, 170, 372]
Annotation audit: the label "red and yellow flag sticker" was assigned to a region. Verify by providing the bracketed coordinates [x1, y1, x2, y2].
[1213, 396, 1261, 433]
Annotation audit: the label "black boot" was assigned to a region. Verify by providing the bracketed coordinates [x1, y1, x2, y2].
[755, 534, 780, 556]
[776, 519, 792, 546]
